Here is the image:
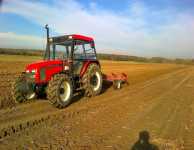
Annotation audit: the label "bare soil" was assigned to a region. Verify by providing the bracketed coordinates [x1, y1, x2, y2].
[0, 55, 193, 150]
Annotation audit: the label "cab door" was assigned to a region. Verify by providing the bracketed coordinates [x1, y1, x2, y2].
[73, 44, 85, 75]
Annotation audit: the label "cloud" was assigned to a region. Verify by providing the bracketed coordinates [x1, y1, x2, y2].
[1, 0, 194, 58]
[0, 32, 45, 49]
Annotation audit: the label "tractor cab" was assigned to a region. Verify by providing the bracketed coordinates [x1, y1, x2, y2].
[44, 33, 97, 75]
[44, 34, 97, 61]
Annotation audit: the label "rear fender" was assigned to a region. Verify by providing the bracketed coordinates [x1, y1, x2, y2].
[80, 61, 100, 77]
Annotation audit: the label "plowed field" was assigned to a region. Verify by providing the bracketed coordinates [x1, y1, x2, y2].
[0, 55, 193, 150]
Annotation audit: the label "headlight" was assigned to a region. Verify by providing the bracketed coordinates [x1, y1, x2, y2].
[31, 69, 37, 73]
[31, 69, 37, 78]
[26, 69, 37, 79]
[64, 66, 69, 70]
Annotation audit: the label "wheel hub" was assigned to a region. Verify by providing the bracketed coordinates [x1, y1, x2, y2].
[59, 81, 71, 102]
[90, 72, 101, 91]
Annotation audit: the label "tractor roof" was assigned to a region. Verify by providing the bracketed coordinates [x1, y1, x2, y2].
[50, 34, 94, 44]
[70, 34, 93, 42]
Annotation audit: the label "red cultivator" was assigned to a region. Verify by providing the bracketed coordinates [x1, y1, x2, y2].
[103, 73, 128, 89]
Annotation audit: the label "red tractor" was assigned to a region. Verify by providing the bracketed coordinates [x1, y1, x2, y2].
[12, 25, 127, 108]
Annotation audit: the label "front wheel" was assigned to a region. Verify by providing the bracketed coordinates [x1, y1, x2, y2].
[12, 74, 36, 103]
[47, 74, 73, 108]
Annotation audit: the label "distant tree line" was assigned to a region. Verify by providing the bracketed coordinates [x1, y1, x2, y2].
[0, 48, 44, 56]
[97, 53, 194, 64]
[0, 48, 194, 65]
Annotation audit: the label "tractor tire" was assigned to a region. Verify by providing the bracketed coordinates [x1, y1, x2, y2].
[82, 63, 103, 97]
[12, 74, 36, 103]
[47, 74, 73, 108]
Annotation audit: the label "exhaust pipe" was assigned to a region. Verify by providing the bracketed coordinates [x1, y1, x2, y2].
[45, 24, 49, 42]
[44, 24, 50, 60]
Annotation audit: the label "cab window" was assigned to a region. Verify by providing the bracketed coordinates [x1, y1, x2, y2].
[84, 43, 96, 59]
[74, 44, 86, 59]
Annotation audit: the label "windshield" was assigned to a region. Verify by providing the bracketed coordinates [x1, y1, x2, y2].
[44, 44, 71, 60]
[52, 44, 70, 60]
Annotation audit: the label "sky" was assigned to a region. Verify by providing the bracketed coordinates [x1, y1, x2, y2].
[0, 0, 194, 58]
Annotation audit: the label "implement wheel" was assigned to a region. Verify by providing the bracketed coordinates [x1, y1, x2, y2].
[113, 80, 122, 90]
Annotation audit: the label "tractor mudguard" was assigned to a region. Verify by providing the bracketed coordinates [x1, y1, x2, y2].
[80, 60, 100, 77]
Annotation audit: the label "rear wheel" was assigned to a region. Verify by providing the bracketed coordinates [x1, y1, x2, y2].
[47, 74, 73, 108]
[82, 63, 102, 97]
[12, 74, 36, 103]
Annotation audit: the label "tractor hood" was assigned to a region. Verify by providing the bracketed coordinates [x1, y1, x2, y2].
[25, 60, 63, 72]
[25, 59, 69, 83]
